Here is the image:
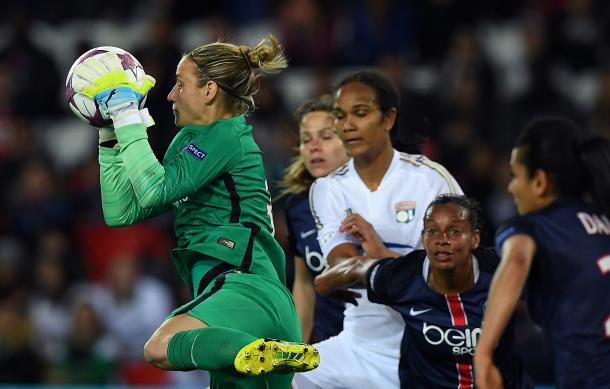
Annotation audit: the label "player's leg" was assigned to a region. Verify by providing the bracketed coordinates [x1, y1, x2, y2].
[144, 273, 274, 372]
[166, 325, 318, 374]
[143, 312, 208, 369]
[159, 271, 317, 387]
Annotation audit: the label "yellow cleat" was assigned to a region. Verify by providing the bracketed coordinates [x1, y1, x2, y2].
[234, 338, 320, 376]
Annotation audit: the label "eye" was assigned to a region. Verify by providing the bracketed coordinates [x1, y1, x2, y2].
[355, 110, 368, 117]
[448, 228, 463, 236]
[320, 130, 335, 140]
[424, 228, 438, 237]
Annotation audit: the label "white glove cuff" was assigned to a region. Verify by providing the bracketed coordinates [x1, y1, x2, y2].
[111, 107, 155, 129]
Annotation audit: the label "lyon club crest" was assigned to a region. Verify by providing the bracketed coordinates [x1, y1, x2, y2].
[395, 200, 416, 223]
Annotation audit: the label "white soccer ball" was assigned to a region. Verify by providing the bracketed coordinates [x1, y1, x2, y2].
[65, 46, 146, 127]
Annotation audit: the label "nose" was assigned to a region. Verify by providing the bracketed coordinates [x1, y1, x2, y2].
[307, 137, 322, 152]
[167, 86, 176, 103]
[507, 180, 515, 195]
[342, 114, 358, 132]
[335, 117, 354, 135]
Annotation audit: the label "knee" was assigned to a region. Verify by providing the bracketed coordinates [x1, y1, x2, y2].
[143, 334, 170, 369]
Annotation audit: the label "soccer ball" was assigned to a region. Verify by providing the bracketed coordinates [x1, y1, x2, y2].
[65, 46, 146, 127]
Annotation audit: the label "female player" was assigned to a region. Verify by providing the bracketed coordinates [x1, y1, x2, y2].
[278, 95, 349, 342]
[72, 35, 318, 389]
[300, 70, 462, 388]
[315, 194, 532, 388]
[474, 116, 610, 389]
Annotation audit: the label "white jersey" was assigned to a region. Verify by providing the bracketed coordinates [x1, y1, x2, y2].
[310, 149, 462, 348]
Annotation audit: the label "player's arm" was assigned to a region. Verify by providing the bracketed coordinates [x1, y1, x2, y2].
[474, 234, 536, 389]
[72, 52, 169, 225]
[99, 145, 170, 226]
[326, 243, 360, 267]
[314, 256, 377, 298]
[292, 255, 315, 342]
[309, 178, 358, 267]
[74, 51, 240, 210]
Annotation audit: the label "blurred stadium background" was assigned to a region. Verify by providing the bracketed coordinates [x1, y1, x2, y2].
[2, 0, 609, 387]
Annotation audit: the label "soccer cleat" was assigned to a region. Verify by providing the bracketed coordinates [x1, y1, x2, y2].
[234, 338, 320, 375]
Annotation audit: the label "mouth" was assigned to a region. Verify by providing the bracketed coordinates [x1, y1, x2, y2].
[343, 138, 363, 146]
[432, 251, 453, 261]
[310, 158, 326, 167]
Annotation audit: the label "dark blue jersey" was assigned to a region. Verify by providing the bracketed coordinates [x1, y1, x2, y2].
[285, 191, 344, 341]
[367, 248, 531, 389]
[496, 199, 610, 389]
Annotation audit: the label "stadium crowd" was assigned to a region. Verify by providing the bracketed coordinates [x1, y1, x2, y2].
[2, 0, 610, 386]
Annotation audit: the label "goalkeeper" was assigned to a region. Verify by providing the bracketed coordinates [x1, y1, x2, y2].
[73, 34, 318, 389]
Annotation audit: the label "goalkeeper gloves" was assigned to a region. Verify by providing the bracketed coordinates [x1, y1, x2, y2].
[73, 52, 156, 128]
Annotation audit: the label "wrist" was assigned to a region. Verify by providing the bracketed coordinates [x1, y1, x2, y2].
[111, 107, 155, 129]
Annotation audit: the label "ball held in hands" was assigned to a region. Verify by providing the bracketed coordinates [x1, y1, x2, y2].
[65, 46, 155, 127]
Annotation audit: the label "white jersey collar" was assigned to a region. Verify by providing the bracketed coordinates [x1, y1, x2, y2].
[348, 149, 401, 191]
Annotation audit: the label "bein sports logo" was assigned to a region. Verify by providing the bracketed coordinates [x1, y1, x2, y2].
[422, 322, 481, 356]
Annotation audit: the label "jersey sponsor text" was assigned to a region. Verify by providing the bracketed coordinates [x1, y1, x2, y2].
[422, 322, 481, 356]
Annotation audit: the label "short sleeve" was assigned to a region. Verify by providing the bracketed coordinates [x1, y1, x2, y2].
[366, 251, 422, 305]
[495, 217, 536, 255]
[309, 176, 356, 258]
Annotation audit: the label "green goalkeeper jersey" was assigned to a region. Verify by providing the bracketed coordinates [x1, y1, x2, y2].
[99, 115, 285, 293]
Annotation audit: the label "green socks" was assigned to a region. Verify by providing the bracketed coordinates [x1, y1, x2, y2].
[167, 326, 257, 371]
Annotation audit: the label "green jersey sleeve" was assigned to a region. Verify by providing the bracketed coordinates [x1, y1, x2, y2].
[98, 146, 170, 226]
[113, 122, 242, 209]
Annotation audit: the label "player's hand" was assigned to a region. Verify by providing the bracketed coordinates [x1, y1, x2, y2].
[473, 353, 504, 389]
[72, 52, 155, 117]
[340, 213, 395, 258]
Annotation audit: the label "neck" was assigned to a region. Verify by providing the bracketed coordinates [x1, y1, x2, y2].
[199, 105, 235, 125]
[427, 261, 474, 295]
[536, 194, 557, 210]
[354, 143, 394, 191]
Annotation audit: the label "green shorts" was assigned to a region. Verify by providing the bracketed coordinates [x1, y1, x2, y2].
[170, 270, 302, 388]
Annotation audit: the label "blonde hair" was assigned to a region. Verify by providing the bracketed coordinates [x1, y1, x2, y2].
[189, 34, 287, 114]
[279, 155, 315, 196]
[279, 94, 335, 195]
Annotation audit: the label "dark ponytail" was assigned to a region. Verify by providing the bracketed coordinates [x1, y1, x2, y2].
[579, 137, 610, 216]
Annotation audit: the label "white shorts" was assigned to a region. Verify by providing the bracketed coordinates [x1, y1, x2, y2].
[292, 331, 400, 389]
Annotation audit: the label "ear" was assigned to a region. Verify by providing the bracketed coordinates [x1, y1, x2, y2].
[471, 229, 481, 250]
[383, 107, 397, 133]
[532, 169, 553, 197]
[202, 80, 220, 104]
